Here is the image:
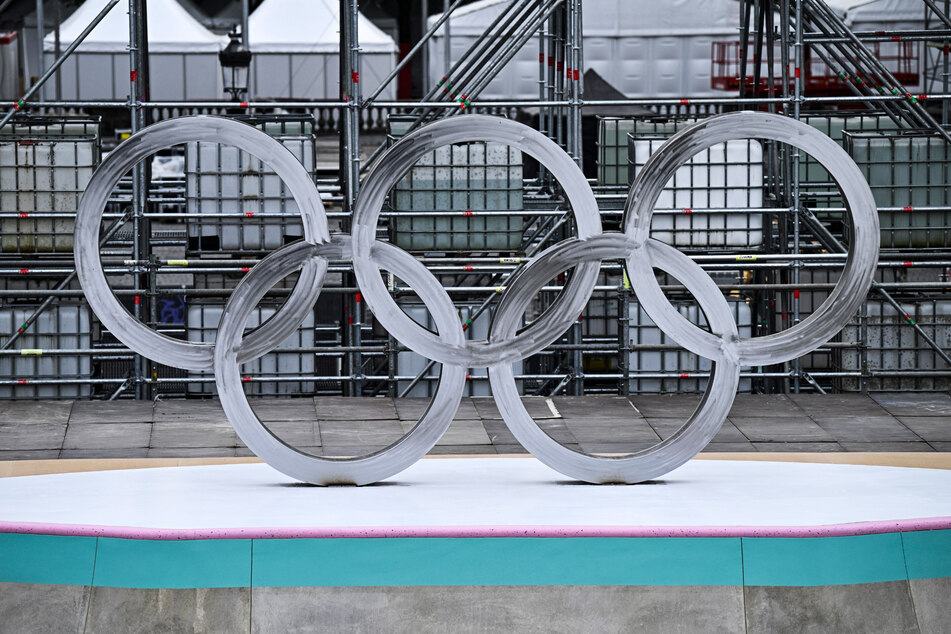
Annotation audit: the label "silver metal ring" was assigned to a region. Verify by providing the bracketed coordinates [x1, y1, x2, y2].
[214, 236, 465, 485]
[624, 111, 880, 366]
[74, 116, 331, 371]
[351, 114, 602, 368]
[489, 233, 740, 483]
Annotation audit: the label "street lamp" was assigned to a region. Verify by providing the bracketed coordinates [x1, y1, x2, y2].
[219, 27, 251, 102]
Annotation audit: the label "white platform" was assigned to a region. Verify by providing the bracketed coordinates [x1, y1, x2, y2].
[1, 458, 950, 536]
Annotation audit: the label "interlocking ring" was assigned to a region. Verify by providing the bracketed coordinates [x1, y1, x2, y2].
[74, 116, 330, 371]
[75, 112, 879, 485]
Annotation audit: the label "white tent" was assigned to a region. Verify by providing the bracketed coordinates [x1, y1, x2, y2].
[427, 0, 742, 99]
[43, 0, 225, 101]
[248, 0, 399, 100]
[826, 0, 925, 26]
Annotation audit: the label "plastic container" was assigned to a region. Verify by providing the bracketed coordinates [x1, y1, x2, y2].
[387, 118, 524, 252]
[185, 116, 316, 253]
[397, 302, 522, 397]
[840, 299, 951, 392]
[0, 304, 92, 398]
[186, 302, 316, 396]
[0, 117, 100, 253]
[627, 298, 752, 393]
[844, 131, 951, 248]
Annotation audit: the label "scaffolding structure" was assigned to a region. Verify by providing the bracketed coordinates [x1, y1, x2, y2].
[1, 0, 950, 400]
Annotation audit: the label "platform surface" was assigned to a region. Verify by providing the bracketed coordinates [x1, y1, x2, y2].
[1, 392, 950, 461]
[2, 457, 950, 537]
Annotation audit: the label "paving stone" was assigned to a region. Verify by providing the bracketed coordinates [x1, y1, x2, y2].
[534, 419, 581, 445]
[494, 443, 530, 454]
[744, 581, 918, 634]
[251, 585, 745, 634]
[551, 395, 641, 419]
[812, 415, 922, 442]
[752, 442, 844, 452]
[153, 399, 229, 424]
[314, 396, 398, 420]
[236, 446, 320, 458]
[700, 442, 757, 452]
[471, 396, 561, 420]
[647, 418, 747, 443]
[788, 393, 889, 417]
[909, 577, 951, 634]
[5, 395, 951, 458]
[318, 419, 405, 446]
[260, 421, 319, 447]
[400, 418, 491, 446]
[318, 445, 387, 458]
[481, 419, 520, 445]
[629, 395, 703, 418]
[85, 587, 250, 634]
[729, 394, 805, 418]
[63, 422, 152, 449]
[0, 400, 73, 425]
[839, 442, 935, 452]
[896, 416, 951, 442]
[394, 397, 479, 421]
[59, 448, 150, 459]
[425, 416, 565, 446]
[563, 418, 660, 443]
[872, 391, 951, 416]
[68, 400, 153, 424]
[428, 445, 497, 455]
[150, 420, 239, 448]
[731, 417, 835, 442]
[0, 582, 90, 634]
[0, 422, 66, 450]
[146, 447, 237, 458]
[0, 449, 61, 460]
[578, 442, 660, 454]
[249, 398, 318, 422]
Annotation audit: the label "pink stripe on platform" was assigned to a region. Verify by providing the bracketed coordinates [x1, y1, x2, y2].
[1, 517, 950, 540]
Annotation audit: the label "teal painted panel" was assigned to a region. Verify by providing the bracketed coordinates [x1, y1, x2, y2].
[902, 529, 951, 580]
[251, 537, 743, 587]
[0, 533, 97, 586]
[92, 538, 252, 589]
[743, 533, 908, 586]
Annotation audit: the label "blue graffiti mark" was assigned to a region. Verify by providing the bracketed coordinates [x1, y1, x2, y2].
[158, 295, 186, 325]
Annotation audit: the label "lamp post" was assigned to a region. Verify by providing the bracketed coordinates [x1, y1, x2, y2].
[219, 27, 251, 102]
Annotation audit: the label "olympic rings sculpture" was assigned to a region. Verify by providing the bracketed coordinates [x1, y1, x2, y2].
[74, 112, 880, 485]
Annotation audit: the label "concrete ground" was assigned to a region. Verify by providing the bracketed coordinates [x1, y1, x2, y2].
[0, 392, 949, 460]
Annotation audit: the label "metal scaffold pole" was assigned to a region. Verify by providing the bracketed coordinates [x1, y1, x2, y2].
[791, 0, 804, 393]
[128, 0, 151, 399]
[340, 0, 363, 396]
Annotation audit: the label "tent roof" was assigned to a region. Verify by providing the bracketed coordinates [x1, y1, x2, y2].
[43, 0, 225, 52]
[248, 0, 397, 53]
[431, 0, 741, 36]
[825, 0, 924, 24]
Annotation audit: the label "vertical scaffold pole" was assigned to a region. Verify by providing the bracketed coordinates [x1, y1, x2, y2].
[792, 0, 803, 393]
[34, 0, 44, 104]
[129, 0, 151, 398]
[340, 0, 363, 396]
[945, 0, 950, 125]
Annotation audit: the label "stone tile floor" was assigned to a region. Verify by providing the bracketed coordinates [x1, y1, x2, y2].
[0, 392, 948, 460]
